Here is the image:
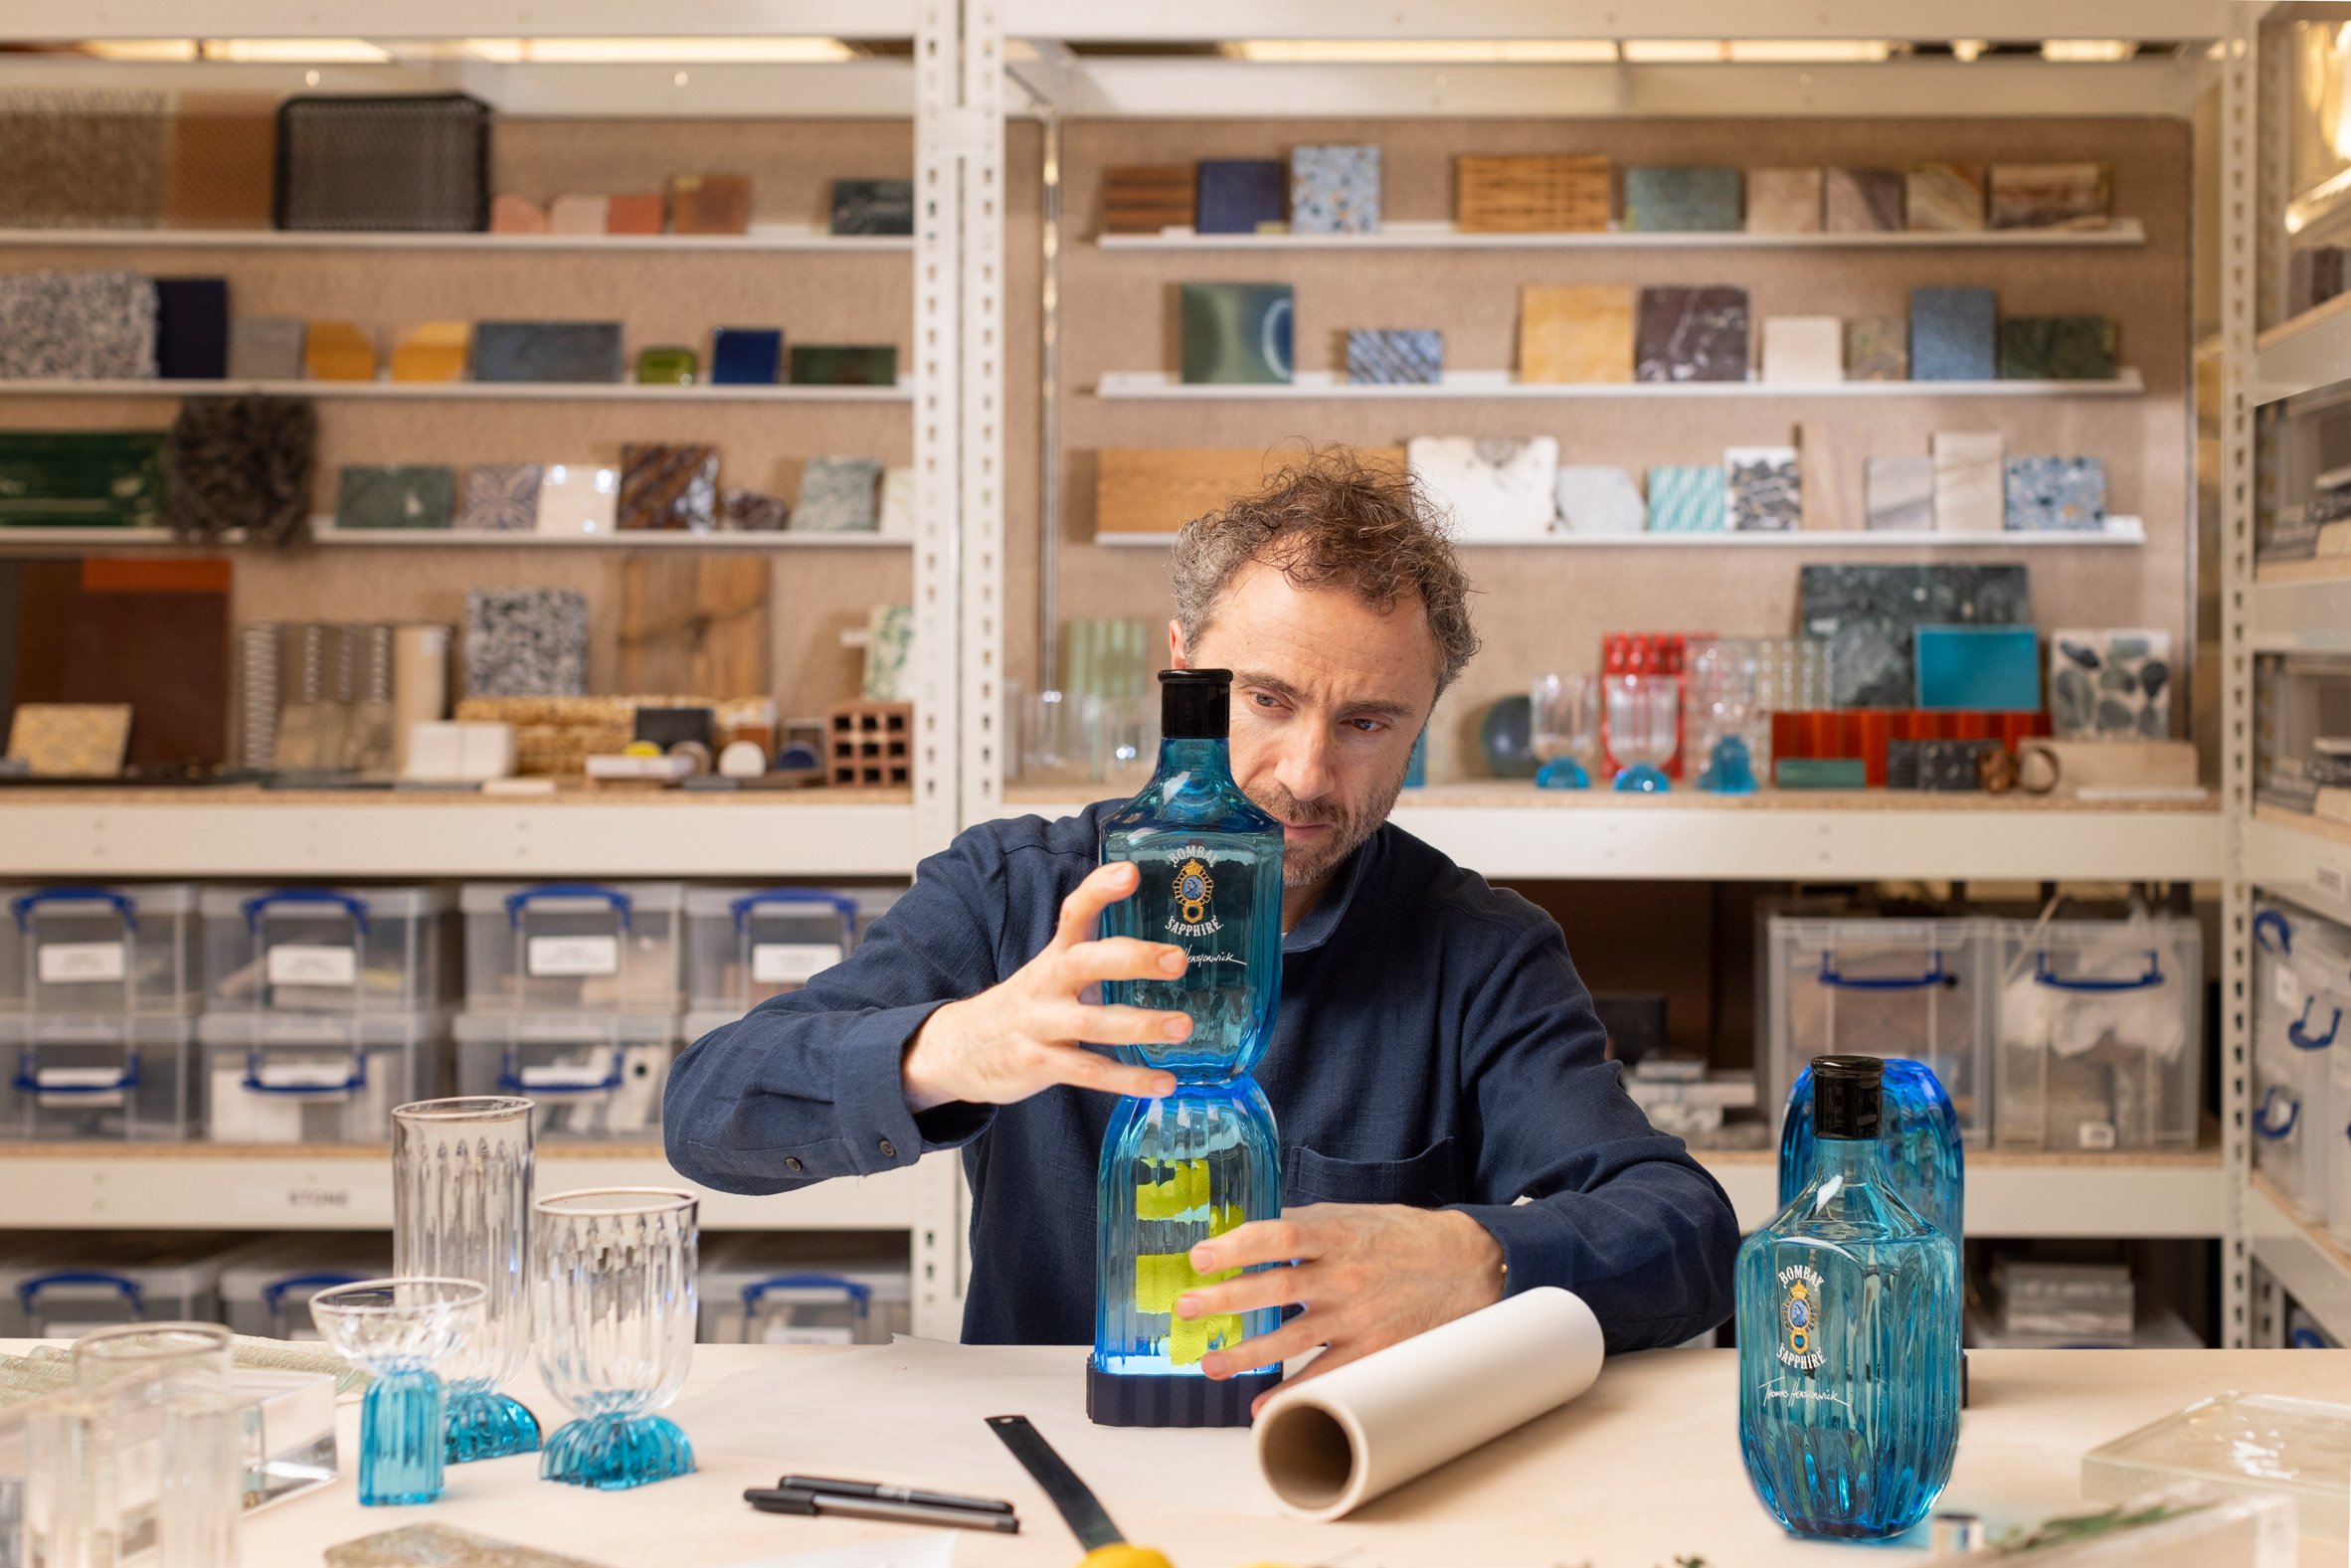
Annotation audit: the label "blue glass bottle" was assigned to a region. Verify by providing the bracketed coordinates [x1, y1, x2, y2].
[1739, 1056, 1961, 1541]
[358, 1369, 448, 1506]
[1090, 669, 1284, 1427]
[1779, 1058, 1964, 1243]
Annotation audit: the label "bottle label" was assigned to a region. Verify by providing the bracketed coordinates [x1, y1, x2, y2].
[1165, 847, 1223, 939]
[1776, 1263, 1827, 1372]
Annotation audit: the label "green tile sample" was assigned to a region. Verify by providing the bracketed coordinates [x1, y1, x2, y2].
[1178, 282, 1294, 385]
[0, 431, 167, 528]
[335, 464, 455, 530]
[1998, 315, 2116, 381]
[635, 346, 697, 385]
[788, 345, 899, 386]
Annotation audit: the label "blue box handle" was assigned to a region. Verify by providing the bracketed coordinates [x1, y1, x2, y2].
[261, 1271, 365, 1308]
[730, 889, 859, 936]
[12, 886, 137, 935]
[506, 883, 633, 931]
[18, 1270, 144, 1313]
[1816, 950, 1948, 990]
[2032, 950, 2163, 992]
[2253, 1086, 2300, 1139]
[2255, 909, 2293, 957]
[242, 887, 370, 938]
[741, 1272, 872, 1309]
[497, 1050, 626, 1096]
[240, 1050, 368, 1097]
[2293, 1325, 2332, 1349]
[2292, 998, 2344, 1052]
[13, 1050, 139, 1095]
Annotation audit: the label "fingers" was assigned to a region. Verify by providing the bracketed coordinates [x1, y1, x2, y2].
[1051, 1047, 1176, 1101]
[1061, 1002, 1192, 1047]
[1051, 861, 1141, 950]
[1191, 1211, 1334, 1275]
[1202, 1312, 1327, 1381]
[1058, 937, 1187, 988]
[1177, 1262, 1313, 1322]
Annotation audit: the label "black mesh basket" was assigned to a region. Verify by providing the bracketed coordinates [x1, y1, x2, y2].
[273, 93, 490, 232]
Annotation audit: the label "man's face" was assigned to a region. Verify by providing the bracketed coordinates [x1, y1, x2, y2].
[1176, 562, 1440, 890]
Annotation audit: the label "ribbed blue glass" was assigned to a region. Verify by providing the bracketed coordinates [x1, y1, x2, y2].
[1738, 1134, 1962, 1540]
[1098, 736, 1284, 1084]
[1779, 1059, 1965, 1242]
[357, 1369, 447, 1506]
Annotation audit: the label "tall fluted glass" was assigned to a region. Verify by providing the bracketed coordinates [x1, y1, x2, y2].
[532, 1188, 697, 1490]
[392, 1096, 539, 1462]
[308, 1279, 486, 1506]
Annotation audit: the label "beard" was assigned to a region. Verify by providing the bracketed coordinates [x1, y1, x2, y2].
[1247, 760, 1411, 889]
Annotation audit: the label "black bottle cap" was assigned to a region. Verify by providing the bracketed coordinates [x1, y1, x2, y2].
[1811, 1055, 1884, 1140]
[1160, 668, 1231, 741]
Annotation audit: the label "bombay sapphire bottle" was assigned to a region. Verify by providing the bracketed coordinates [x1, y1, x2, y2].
[1089, 669, 1285, 1427]
[1739, 1056, 1961, 1540]
[1778, 1057, 1965, 1242]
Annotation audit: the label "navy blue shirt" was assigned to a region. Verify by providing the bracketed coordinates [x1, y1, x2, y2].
[663, 804, 1738, 1353]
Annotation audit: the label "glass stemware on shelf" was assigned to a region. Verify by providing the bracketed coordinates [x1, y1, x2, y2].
[392, 1096, 540, 1463]
[1604, 673, 1680, 792]
[1530, 673, 1599, 789]
[532, 1187, 698, 1491]
[1690, 640, 1761, 795]
[309, 1279, 487, 1507]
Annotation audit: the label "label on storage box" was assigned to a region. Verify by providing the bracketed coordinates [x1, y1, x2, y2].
[526, 935, 621, 978]
[520, 1060, 617, 1091]
[36, 942, 125, 985]
[759, 1323, 857, 1345]
[249, 1058, 358, 1094]
[752, 943, 842, 986]
[2277, 963, 2304, 1010]
[34, 1066, 126, 1109]
[2077, 1122, 2118, 1152]
[267, 945, 358, 988]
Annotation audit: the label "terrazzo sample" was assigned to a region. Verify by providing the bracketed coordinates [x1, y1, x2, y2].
[1622, 166, 1740, 232]
[1520, 285, 1633, 383]
[1406, 436, 1558, 542]
[1824, 167, 1903, 232]
[1745, 167, 1823, 233]
[1634, 285, 1749, 383]
[1346, 328, 1442, 385]
[792, 455, 882, 533]
[1844, 315, 1907, 381]
[1195, 160, 1287, 234]
[1290, 144, 1379, 234]
[1725, 446, 1800, 532]
[1909, 287, 1996, 381]
[2050, 629, 2172, 740]
[455, 462, 542, 532]
[1865, 456, 1935, 532]
[1646, 464, 1726, 533]
[1905, 163, 1986, 231]
[1989, 163, 2109, 229]
[0, 270, 156, 380]
[1760, 316, 1842, 385]
[1931, 431, 2006, 534]
[1554, 465, 1645, 535]
[1179, 282, 1293, 384]
[618, 443, 719, 532]
[2003, 455, 2106, 533]
[1998, 315, 2116, 381]
[335, 464, 453, 530]
[464, 589, 588, 698]
[1799, 563, 2031, 708]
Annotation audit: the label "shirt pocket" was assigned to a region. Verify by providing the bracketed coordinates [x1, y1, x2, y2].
[1285, 1137, 1460, 1208]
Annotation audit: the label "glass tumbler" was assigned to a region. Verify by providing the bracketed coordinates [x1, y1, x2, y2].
[532, 1188, 698, 1490]
[309, 1279, 487, 1506]
[1530, 673, 1598, 789]
[1605, 673, 1680, 792]
[393, 1096, 540, 1463]
[1690, 641, 1760, 794]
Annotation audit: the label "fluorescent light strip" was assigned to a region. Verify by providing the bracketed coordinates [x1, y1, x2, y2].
[1224, 40, 1617, 64]
[457, 37, 855, 64]
[2041, 39, 2137, 64]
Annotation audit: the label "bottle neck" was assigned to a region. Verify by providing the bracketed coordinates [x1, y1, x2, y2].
[1154, 735, 1235, 787]
[1809, 1133, 1886, 1188]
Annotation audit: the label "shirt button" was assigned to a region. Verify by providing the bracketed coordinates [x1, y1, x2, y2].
[784, 1156, 804, 1172]
[878, 1137, 898, 1159]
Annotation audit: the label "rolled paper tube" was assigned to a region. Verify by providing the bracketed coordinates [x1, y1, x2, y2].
[1252, 1287, 1605, 1522]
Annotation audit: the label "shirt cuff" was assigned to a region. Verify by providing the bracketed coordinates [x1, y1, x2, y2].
[1443, 1200, 1569, 1300]
[829, 1000, 994, 1172]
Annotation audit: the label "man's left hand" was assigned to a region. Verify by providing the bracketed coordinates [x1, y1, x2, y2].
[1175, 1204, 1507, 1415]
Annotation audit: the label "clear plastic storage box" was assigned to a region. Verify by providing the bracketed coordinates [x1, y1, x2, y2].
[453, 1009, 676, 1138]
[460, 881, 685, 1013]
[2252, 903, 2350, 1220]
[697, 1233, 912, 1345]
[1994, 915, 2205, 1151]
[0, 1013, 196, 1139]
[1764, 917, 1994, 1144]
[0, 883, 201, 1017]
[684, 885, 901, 1013]
[197, 1011, 443, 1143]
[217, 1235, 393, 1339]
[0, 1233, 233, 1337]
[201, 884, 455, 1017]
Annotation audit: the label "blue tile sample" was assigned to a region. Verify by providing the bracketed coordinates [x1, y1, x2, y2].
[1623, 166, 1741, 233]
[471, 321, 623, 384]
[1914, 624, 2042, 710]
[154, 277, 229, 379]
[1800, 564, 2032, 707]
[1646, 464, 1725, 532]
[1179, 282, 1293, 384]
[1195, 160, 1288, 234]
[2003, 455, 2106, 532]
[1290, 144, 1380, 235]
[1909, 287, 1997, 382]
[710, 327, 783, 385]
[1345, 328, 1441, 384]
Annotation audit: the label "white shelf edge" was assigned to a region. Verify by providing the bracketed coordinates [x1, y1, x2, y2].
[1099, 218, 2148, 252]
[2247, 814, 2351, 927]
[0, 227, 913, 254]
[1704, 1150, 2224, 1238]
[1092, 369, 2146, 401]
[0, 378, 912, 403]
[2249, 1180, 2351, 1344]
[2255, 291, 2351, 405]
[1093, 519, 2147, 549]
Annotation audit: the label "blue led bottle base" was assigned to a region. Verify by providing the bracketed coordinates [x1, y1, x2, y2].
[539, 1414, 694, 1490]
[1700, 737, 1758, 794]
[446, 1388, 541, 1463]
[1613, 762, 1671, 792]
[358, 1370, 447, 1506]
[1535, 758, 1590, 789]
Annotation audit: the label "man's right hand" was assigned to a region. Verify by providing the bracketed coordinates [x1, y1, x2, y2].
[900, 860, 1189, 1113]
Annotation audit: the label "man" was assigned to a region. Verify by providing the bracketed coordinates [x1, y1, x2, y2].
[666, 452, 1738, 1400]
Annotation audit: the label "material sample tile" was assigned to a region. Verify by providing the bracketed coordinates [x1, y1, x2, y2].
[1824, 168, 1903, 232]
[162, 93, 276, 230]
[547, 194, 607, 234]
[793, 455, 882, 532]
[1931, 431, 2005, 534]
[1554, 465, 1646, 536]
[489, 194, 547, 233]
[0, 431, 168, 527]
[2003, 455, 2106, 533]
[668, 174, 750, 235]
[302, 319, 375, 382]
[0, 271, 156, 380]
[228, 316, 303, 381]
[1634, 285, 1749, 383]
[1346, 329, 1442, 385]
[877, 465, 916, 538]
[1760, 316, 1843, 385]
[1988, 163, 2109, 230]
[1290, 144, 1379, 235]
[2050, 628, 2172, 740]
[1195, 160, 1287, 234]
[829, 178, 914, 237]
[1800, 563, 2031, 708]
[721, 486, 790, 532]
[389, 320, 468, 382]
[1408, 436, 1558, 542]
[1798, 421, 1861, 531]
[1094, 446, 1404, 536]
[1179, 282, 1294, 384]
[1745, 167, 1823, 234]
[472, 321, 624, 384]
[1905, 163, 1986, 231]
[1914, 625, 2041, 710]
[0, 91, 166, 228]
[1622, 166, 1740, 233]
[1865, 456, 1935, 532]
[534, 461, 618, 536]
[455, 462, 542, 532]
[1103, 165, 1194, 235]
[1909, 287, 1997, 382]
[464, 589, 588, 699]
[6, 704, 131, 777]
[1520, 284, 1633, 383]
[605, 192, 664, 235]
[154, 276, 229, 379]
[710, 328, 782, 386]
[1998, 315, 2116, 381]
[618, 443, 719, 532]
[1455, 155, 1609, 233]
[275, 95, 489, 231]
[789, 344, 898, 386]
[635, 347, 696, 385]
[1726, 446, 1801, 532]
[336, 464, 454, 530]
[1844, 315, 1907, 381]
[1646, 464, 1726, 533]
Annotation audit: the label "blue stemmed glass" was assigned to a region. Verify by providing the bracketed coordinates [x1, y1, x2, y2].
[532, 1187, 697, 1490]
[1530, 673, 1597, 789]
[309, 1278, 486, 1506]
[1605, 673, 1677, 792]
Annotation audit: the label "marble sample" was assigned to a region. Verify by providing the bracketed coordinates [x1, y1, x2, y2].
[276, 95, 490, 231]
[1646, 464, 1726, 533]
[792, 455, 882, 533]
[464, 589, 588, 699]
[1909, 287, 1997, 381]
[877, 465, 916, 537]
[1346, 328, 1442, 385]
[1103, 165, 1194, 235]
[790, 344, 897, 386]
[634, 347, 696, 385]
[721, 486, 789, 532]
[1760, 316, 1843, 385]
[303, 319, 374, 381]
[1455, 154, 1609, 233]
[228, 315, 304, 380]
[1195, 160, 1288, 234]
[1824, 168, 1903, 232]
[1932, 431, 2006, 534]
[618, 443, 719, 532]
[472, 321, 624, 384]
[2050, 628, 2172, 740]
[1179, 282, 1294, 384]
[710, 328, 783, 385]
[2003, 455, 2106, 533]
[1520, 284, 1633, 383]
[605, 193, 663, 235]
[1799, 563, 2031, 708]
[863, 605, 915, 701]
[1865, 456, 1935, 532]
[1622, 166, 1740, 232]
[336, 464, 453, 530]
[1798, 421, 1861, 531]
[1554, 465, 1646, 535]
[1844, 315, 1908, 381]
[1999, 315, 2116, 381]
[1634, 285, 1749, 383]
[668, 173, 750, 235]
[1914, 625, 2041, 709]
[1989, 163, 2109, 229]
[1745, 167, 1823, 233]
[154, 276, 229, 379]
[0, 270, 156, 380]
[455, 462, 542, 533]
[489, 194, 547, 233]
[829, 178, 913, 236]
[1407, 436, 1558, 542]
[547, 194, 607, 234]
[389, 320, 468, 382]
[1726, 445, 1800, 532]
[1905, 163, 1986, 231]
[533, 461, 618, 536]
[1290, 144, 1379, 234]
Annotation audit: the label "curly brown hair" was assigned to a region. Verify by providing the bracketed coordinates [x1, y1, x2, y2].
[1170, 446, 1479, 692]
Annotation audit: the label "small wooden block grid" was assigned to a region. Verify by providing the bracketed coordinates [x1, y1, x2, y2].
[826, 700, 913, 787]
[1456, 155, 1611, 234]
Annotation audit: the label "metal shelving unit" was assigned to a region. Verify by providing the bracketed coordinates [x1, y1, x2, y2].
[1705, 1148, 2228, 1239]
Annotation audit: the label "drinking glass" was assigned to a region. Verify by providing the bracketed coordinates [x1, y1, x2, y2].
[1605, 674, 1679, 792]
[1530, 673, 1598, 789]
[392, 1096, 540, 1463]
[308, 1279, 486, 1506]
[532, 1188, 698, 1490]
[1690, 641, 1760, 794]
